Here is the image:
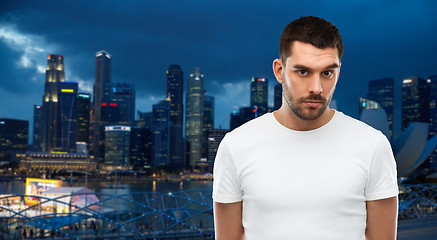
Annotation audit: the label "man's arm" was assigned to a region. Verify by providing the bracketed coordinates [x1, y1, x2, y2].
[365, 196, 398, 240]
[213, 201, 244, 240]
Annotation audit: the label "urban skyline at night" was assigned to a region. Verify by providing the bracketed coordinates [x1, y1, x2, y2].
[1, 1, 437, 138]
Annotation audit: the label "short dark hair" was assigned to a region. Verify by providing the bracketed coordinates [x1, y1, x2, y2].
[280, 16, 344, 65]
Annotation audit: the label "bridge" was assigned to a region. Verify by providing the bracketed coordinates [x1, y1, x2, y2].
[0, 184, 435, 239]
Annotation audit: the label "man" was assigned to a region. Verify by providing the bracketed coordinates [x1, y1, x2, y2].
[213, 16, 398, 240]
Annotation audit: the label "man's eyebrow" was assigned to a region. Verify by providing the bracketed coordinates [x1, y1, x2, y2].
[291, 63, 339, 71]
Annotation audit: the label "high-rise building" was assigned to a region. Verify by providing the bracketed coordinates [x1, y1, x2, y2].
[106, 83, 136, 125]
[207, 129, 228, 173]
[42, 55, 78, 152]
[136, 111, 153, 129]
[427, 75, 437, 173]
[367, 78, 395, 138]
[185, 68, 204, 167]
[166, 64, 184, 126]
[56, 82, 78, 152]
[203, 95, 215, 158]
[104, 125, 131, 169]
[32, 105, 43, 151]
[358, 97, 381, 115]
[230, 111, 241, 131]
[41, 54, 65, 152]
[0, 119, 28, 163]
[92, 50, 111, 164]
[130, 127, 153, 169]
[153, 100, 171, 167]
[402, 77, 429, 131]
[250, 77, 268, 117]
[274, 83, 282, 111]
[77, 93, 91, 148]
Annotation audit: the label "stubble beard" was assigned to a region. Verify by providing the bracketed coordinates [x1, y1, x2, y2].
[282, 80, 329, 121]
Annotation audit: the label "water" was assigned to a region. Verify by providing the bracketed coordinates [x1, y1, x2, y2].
[0, 179, 213, 195]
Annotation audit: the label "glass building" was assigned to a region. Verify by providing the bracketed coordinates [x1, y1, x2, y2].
[77, 93, 90, 147]
[274, 83, 282, 111]
[367, 78, 395, 139]
[153, 100, 171, 167]
[0, 119, 28, 163]
[166, 64, 184, 126]
[250, 77, 268, 117]
[32, 105, 42, 151]
[402, 77, 429, 131]
[185, 68, 204, 167]
[104, 126, 131, 169]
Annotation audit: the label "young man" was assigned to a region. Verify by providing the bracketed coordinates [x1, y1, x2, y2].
[213, 16, 399, 240]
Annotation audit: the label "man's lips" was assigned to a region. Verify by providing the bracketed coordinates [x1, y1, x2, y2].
[303, 100, 322, 107]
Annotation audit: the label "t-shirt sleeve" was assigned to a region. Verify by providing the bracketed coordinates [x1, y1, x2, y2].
[365, 133, 399, 201]
[212, 135, 243, 203]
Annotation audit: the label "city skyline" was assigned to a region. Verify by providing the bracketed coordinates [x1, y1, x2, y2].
[1, 1, 437, 136]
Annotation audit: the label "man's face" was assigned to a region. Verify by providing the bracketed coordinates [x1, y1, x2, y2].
[280, 41, 341, 120]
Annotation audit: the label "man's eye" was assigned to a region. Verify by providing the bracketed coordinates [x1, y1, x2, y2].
[298, 70, 307, 75]
[323, 71, 333, 77]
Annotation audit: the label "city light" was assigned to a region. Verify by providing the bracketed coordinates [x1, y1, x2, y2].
[61, 89, 74, 93]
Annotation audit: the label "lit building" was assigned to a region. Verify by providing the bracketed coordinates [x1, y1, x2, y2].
[166, 64, 184, 126]
[367, 78, 395, 139]
[77, 93, 90, 149]
[106, 83, 136, 125]
[32, 105, 43, 151]
[229, 107, 256, 131]
[358, 97, 381, 115]
[104, 125, 131, 170]
[136, 111, 153, 129]
[92, 50, 112, 164]
[274, 83, 282, 111]
[18, 151, 95, 172]
[250, 77, 268, 117]
[185, 68, 204, 167]
[153, 100, 171, 167]
[207, 129, 228, 173]
[0, 119, 28, 163]
[203, 95, 215, 158]
[427, 74, 437, 174]
[130, 127, 153, 169]
[402, 76, 429, 131]
[56, 82, 78, 152]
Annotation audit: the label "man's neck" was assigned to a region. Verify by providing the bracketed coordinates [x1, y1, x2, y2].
[273, 107, 335, 131]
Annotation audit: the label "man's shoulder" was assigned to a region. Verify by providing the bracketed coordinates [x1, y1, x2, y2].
[335, 110, 384, 138]
[226, 113, 274, 140]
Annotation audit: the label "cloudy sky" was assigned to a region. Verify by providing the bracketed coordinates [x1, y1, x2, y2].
[1, 0, 436, 138]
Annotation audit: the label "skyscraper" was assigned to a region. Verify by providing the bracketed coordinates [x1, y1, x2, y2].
[104, 125, 131, 169]
[427, 75, 437, 173]
[203, 95, 215, 158]
[166, 64, 184, 126]
[153, 100, 171, 167]
[107, 83, 136, 125]
[250, 77, 268, 117]
[274, 83, 282, 111]
[185, 68, 204, 167]
[402, 77, 429, 131]
[0, 119, 28, 163]
[367, 78, 395, 138]
[32, 105, 42, 151]
[77, 93, 91, 149]
[42, 54, 77, 152]
[92, 50, 111, 163]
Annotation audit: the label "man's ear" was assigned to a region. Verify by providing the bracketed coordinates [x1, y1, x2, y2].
[273, 59, 284, 84]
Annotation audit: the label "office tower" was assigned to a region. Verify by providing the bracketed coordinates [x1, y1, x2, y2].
[274, 83, 282, 111]
[402, 77, 429, 131]
[0, 119, 28, 163]
[104, 126, 131, 169]
[32, 105, 42, 151]
[41, 54, 65, 152]
[130, 127, 153, 169]
[153, 100, 171, 167]
[250, 77, 268, 117]
[170, 124, 184, 166]
[106, 83, 136, 125]
[367, 78, 395, 138]
[203, 95, 215, 158]
[230, 111, 241, 131]
[42, 55, 78, 152]
[92, 50, 111, 164]
[77, 93, 91, 148]
[166, 64, 184, 125]
[208, 129, 228, 173]
[427, 75, 437, 173]
[185, 68, 204, 167]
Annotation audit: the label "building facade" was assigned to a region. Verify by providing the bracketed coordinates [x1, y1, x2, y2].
[185, 68, 204, 167]
[33, 105, 43, 151]
[250, 77, 268, 117]
[104, 126, 131, 170]
[77, 93, 91, 149]
[274, 83, 282, 111]
[153, 100, 171, 167]
[367, 78, 395, 139]
[166, 64, 184, 126]
[0, 119, 28, 163]
[402, 77, 429, 131]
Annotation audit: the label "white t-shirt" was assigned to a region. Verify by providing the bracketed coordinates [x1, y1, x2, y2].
[213, 111, 399, 240]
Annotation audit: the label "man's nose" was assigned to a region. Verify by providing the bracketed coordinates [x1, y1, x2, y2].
[308, 75, 323, 94]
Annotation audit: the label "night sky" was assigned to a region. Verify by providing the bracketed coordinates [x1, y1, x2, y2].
[1, 1, 437, 139]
